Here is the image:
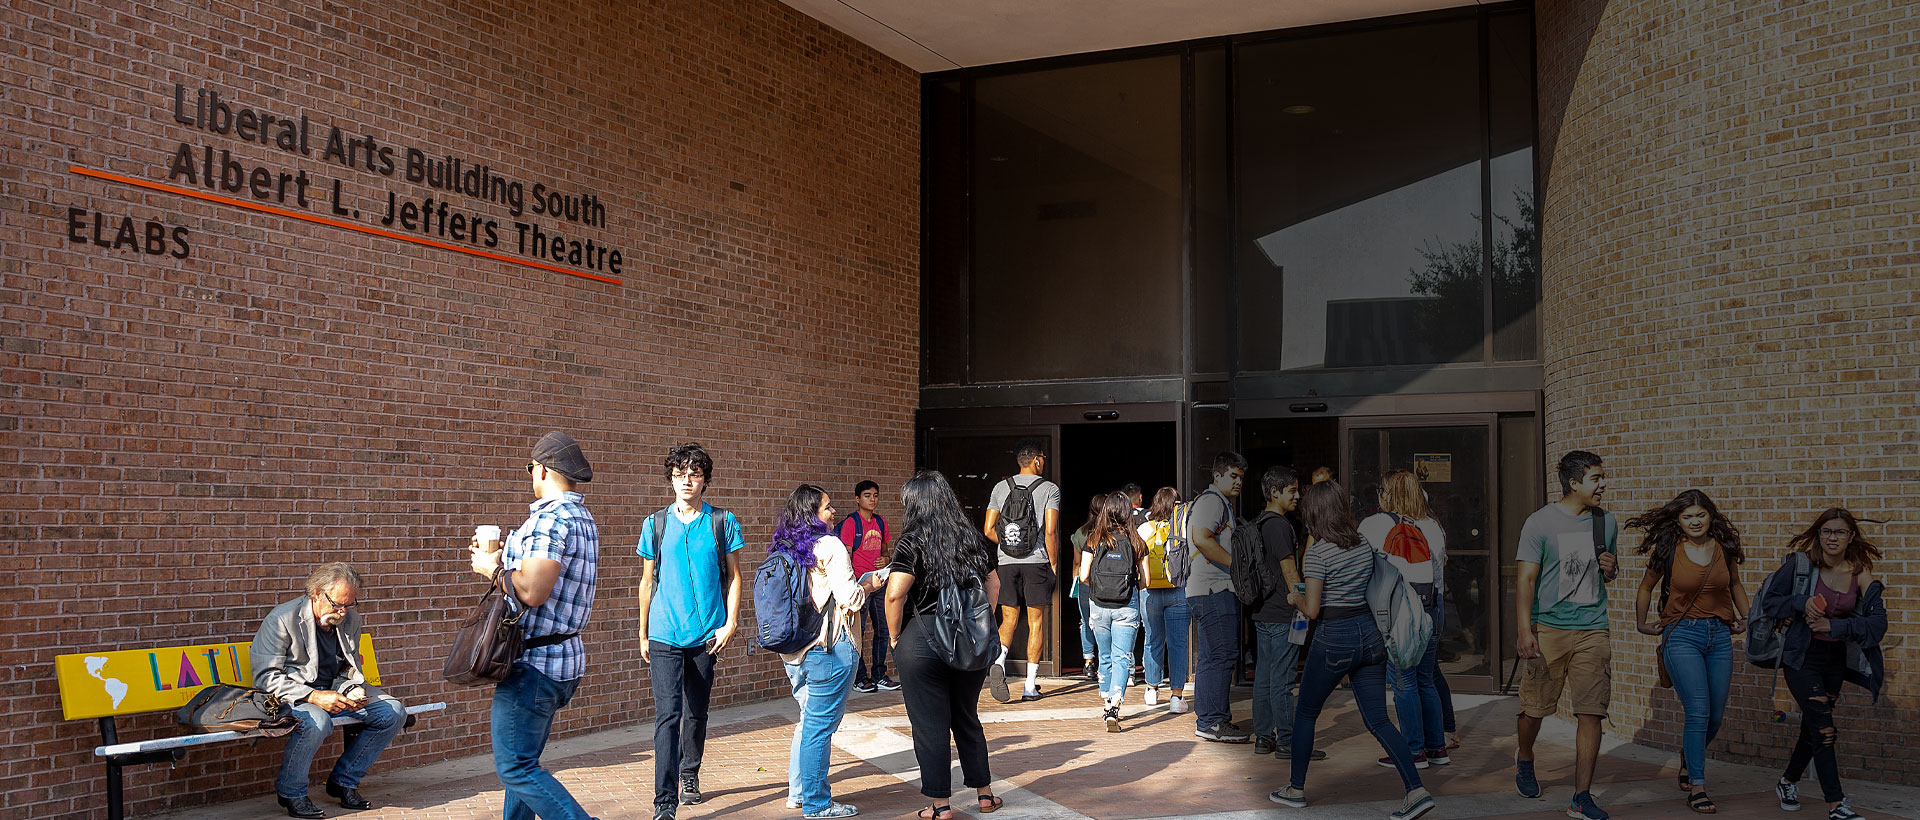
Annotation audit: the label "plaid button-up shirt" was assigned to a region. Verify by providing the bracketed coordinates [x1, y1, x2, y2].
[504, 491, 599, 681]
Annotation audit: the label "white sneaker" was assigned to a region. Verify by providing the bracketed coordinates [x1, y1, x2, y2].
[1169, 696, 1188, 714]
[1145, 687, 1160, 706]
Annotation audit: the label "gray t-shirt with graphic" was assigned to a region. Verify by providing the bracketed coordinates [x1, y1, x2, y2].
[988, 475, 1059, 565]
[1516, 503, 1619, 630]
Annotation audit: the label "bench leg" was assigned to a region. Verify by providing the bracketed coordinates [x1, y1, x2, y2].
[99, 718, 125, 820]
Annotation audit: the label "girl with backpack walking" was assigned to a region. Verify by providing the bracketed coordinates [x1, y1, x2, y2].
[1136, 487, 1188, 711]
[773, 485, 882, 820]
[884, 471, 1004, 820]
[1357, 471, 1448, 769]
[1757, 508, 1887, 820]
[1270, 481, 1435, 820]
[1069, 495, 1105, 684]
[1079, 491, 1148, 732]
[1625, 490, 1749, 814]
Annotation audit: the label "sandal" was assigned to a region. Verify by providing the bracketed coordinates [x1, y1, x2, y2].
[1678, 772, 1691, 791]
[1687, 790, 1716, 814]
[916, 806, 951, 820]
[977, 794, 1004, 813]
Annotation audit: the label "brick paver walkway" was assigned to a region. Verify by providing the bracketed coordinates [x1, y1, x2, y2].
[155, 678, 1920, 820]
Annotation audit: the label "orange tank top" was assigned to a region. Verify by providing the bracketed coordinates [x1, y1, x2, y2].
[1658, 543, 1738, 627]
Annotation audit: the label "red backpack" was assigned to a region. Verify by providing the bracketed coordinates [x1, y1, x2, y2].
[1382, 514, 1433, 564]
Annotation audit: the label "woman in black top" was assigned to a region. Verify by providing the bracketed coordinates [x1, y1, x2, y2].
[884, 471, 1004, 820]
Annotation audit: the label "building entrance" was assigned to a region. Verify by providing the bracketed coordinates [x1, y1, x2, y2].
[1239, 409, 1534, 694]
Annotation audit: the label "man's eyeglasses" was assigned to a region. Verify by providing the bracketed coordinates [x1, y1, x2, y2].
[321, 589, 354, 612]
[671, 470, 704, 482]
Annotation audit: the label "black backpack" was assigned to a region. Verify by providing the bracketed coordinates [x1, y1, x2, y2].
[993, 477, 1049, 559]
[1087, 532, 1139, 608]
[919, 567, 998, 671]
[650, 506, 732, 586]
[1232, 511, 1282, 607]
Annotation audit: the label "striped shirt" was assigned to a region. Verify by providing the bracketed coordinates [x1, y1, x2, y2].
[1304, 536, 1375, 611]
[504, 491, 599, 681]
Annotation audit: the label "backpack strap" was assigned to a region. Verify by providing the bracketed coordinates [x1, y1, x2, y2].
[710, 506, 732, 583]
[1590, 507, 1609, 558]
[649, 508, 670, 586]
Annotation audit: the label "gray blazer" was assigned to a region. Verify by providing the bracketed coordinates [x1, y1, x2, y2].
[250, 596, 397, 709]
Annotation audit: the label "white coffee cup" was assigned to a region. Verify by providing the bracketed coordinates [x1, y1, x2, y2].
[474, 525, 502, 551]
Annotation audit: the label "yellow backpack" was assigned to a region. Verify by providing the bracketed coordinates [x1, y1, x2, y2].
[1141, 517, 1174, 589]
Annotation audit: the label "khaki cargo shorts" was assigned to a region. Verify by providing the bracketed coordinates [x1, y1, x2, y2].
[1518, 625, 1611, 719]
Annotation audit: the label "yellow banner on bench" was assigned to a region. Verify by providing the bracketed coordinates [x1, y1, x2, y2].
[55, 635, 384, 721]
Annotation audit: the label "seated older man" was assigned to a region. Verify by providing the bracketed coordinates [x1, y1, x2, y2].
[252, 563, 406, 818]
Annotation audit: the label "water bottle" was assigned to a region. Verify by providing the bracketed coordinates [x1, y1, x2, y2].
[1288, 584, 1310, 645]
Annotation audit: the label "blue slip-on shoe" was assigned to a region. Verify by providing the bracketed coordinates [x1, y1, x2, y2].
[1515, 758, 1542, 799]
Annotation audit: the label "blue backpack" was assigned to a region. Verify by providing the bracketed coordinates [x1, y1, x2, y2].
[754, 549, 826, 654]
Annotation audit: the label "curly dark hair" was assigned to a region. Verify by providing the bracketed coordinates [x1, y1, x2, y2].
[1625, 489, 1743, 582]
[897, 471, 992, 589]
[664, 442, 714, 480]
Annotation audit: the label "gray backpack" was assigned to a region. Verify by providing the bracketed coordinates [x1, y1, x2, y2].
[1747, 551, 1814, 668]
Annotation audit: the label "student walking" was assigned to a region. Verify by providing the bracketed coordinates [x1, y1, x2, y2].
[1069, 495, 1105, 682]
[1358, 471, 1448, 768]
[839, 480, 898, 693]
[1269, 481, 1434, 820]
[885, 471, 1003, 820]
[1759, 508, 1887, 820]
[1514, 451, 1619, 820]
[776, 485, 881, 819]
[637, 443, 747, 820]
[982, 440, 1061, 702]
[1627, 490, 1749, 814]
[1136, 487, 1187, 710]
[1079, 491, 1147, 732]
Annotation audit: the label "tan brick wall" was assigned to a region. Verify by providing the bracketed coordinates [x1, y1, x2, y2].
[0, 0, 920, 816]
[1538, 0, 1919, 784]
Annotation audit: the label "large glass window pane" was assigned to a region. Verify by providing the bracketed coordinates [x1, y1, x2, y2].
[971, 57, 1183, 381]
[1491, 12, 1541, 362]
[925, 80, 969, 385]
[1235, 21, 1484, 372]
[1194, 48, 1231, 376]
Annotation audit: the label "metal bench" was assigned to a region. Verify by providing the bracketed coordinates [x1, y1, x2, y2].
[56, 635, 445, 820]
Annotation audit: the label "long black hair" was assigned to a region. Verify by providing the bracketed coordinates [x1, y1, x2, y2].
[1625, 489, 1743, 582]
[898, 471, 992, 588]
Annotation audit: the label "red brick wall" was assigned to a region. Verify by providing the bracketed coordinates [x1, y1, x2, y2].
[0, 0, 920, 816]
[1537, 0, 1918, 784]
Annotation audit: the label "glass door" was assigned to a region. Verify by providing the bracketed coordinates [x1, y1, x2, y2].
[1340, 415, 1499, 692]
[925, 426, 1062, 676]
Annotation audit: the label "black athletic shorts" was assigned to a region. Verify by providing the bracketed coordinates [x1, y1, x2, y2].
[996, 562, 1057, 608]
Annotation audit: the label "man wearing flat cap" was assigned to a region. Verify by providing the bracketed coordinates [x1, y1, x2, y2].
[469, 430, 601, 820]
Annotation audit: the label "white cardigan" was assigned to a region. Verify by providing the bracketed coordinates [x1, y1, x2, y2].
[777, 534, 868, 664]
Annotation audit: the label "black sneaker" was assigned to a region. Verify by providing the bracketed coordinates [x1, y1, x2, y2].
[277, 796, 325, 819]
[987, 664, 1012, 703]
[1274, 745, 1327, 761]
[679, 773, 703, 805]
[1777, 779, 1800, 812]
[1253, 736, 1277, 756]
[1195, 721, 1252, 743]
[853, 680, 877, 694]
[1827, 800, 1862, 820]
[875, 677, 901, 691]
[1103, 707, 1121, 733]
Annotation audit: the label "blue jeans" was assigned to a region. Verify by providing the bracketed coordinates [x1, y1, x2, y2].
[785, 634, 858, 813]
[1188, 590, 1238, 729]
[1252, 621, 1301, 746]
[275, 694, 404, 798]
[1141, 587, 1188, 691]
[1291, 615, 1421, 792]
[1076, 590, 1097, 665]
[492, 662, 594, 820]
[1391, 602, 1445, 755]
[1663, 618, 1731, 786]
[857, 594, 890, 683]
[1089, 592, 1142, 704]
